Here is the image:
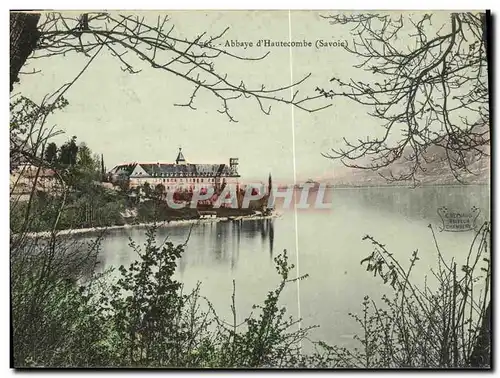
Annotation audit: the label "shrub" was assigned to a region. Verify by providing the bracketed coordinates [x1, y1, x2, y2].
[12, 220, 490, 368]
[11, 234, 109, 367]
[12, 225, 325, 368]
[327, 222, 491, 368]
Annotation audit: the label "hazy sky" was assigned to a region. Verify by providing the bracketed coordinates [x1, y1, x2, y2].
[16, 10, 458, 183]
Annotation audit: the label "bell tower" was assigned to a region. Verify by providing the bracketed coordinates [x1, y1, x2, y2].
[176, 147, 186, 165]
[229, 158, 239, 175]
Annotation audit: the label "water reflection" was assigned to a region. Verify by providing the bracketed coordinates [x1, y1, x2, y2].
[177, 219, 276, 273]
[93, 218, 275, 277]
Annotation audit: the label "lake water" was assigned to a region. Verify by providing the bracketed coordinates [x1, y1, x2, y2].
[90, 185, 490, 350]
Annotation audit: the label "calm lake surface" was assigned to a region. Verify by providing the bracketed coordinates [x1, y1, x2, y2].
[90, 185, 490, 349]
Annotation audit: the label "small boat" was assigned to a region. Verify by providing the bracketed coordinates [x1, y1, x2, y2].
[198, 210, 217, 219]
[297, 179, 321, 191]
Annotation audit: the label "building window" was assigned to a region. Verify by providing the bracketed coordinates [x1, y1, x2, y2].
[197, 178, 199, 183]
[201, 179, 204, 183]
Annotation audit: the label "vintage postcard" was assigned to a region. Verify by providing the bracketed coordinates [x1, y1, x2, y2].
[10, 9, 491, 369]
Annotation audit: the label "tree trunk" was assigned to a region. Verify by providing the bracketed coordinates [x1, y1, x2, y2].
[469, 301, 491, 367]
[10, 12, 41, 92]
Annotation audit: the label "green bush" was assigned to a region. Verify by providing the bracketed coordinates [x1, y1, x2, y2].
[324, 223, 491, 368]
[12, 225, 325, 368]
[11, 221, 491, 368]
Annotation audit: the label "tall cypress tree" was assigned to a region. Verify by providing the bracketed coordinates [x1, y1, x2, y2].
[101, 154, 105, 180]
[268, 173, 272, 196]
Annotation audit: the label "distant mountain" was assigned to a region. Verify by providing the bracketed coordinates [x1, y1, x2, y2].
[330, 146, 490, 187]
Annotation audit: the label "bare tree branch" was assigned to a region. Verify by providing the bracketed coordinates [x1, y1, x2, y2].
[318, 12, 489, 184]
[22, 11, 331, 121]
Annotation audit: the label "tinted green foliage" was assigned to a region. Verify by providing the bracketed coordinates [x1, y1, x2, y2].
[44, 142, 58, 164]
[11, 187, 126, 233]
[12, 226, 327, 368]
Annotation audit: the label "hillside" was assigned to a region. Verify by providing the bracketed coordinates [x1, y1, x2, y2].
[330, 147, 490, 187]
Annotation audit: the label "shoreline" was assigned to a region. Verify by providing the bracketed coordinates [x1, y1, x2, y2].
[326, 182, 489, 189]
[19, 213, 281, 239]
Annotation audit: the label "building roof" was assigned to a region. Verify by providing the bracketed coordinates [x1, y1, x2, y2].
[109, 149, 239, 178]
[14, 164, 56, 178]
[110, 162, 236, 177]
[135, 163, 232, 177]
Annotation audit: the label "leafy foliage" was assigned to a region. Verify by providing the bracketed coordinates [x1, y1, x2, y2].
[12, 226, 331, 368]
[326, 223, 491, 368]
